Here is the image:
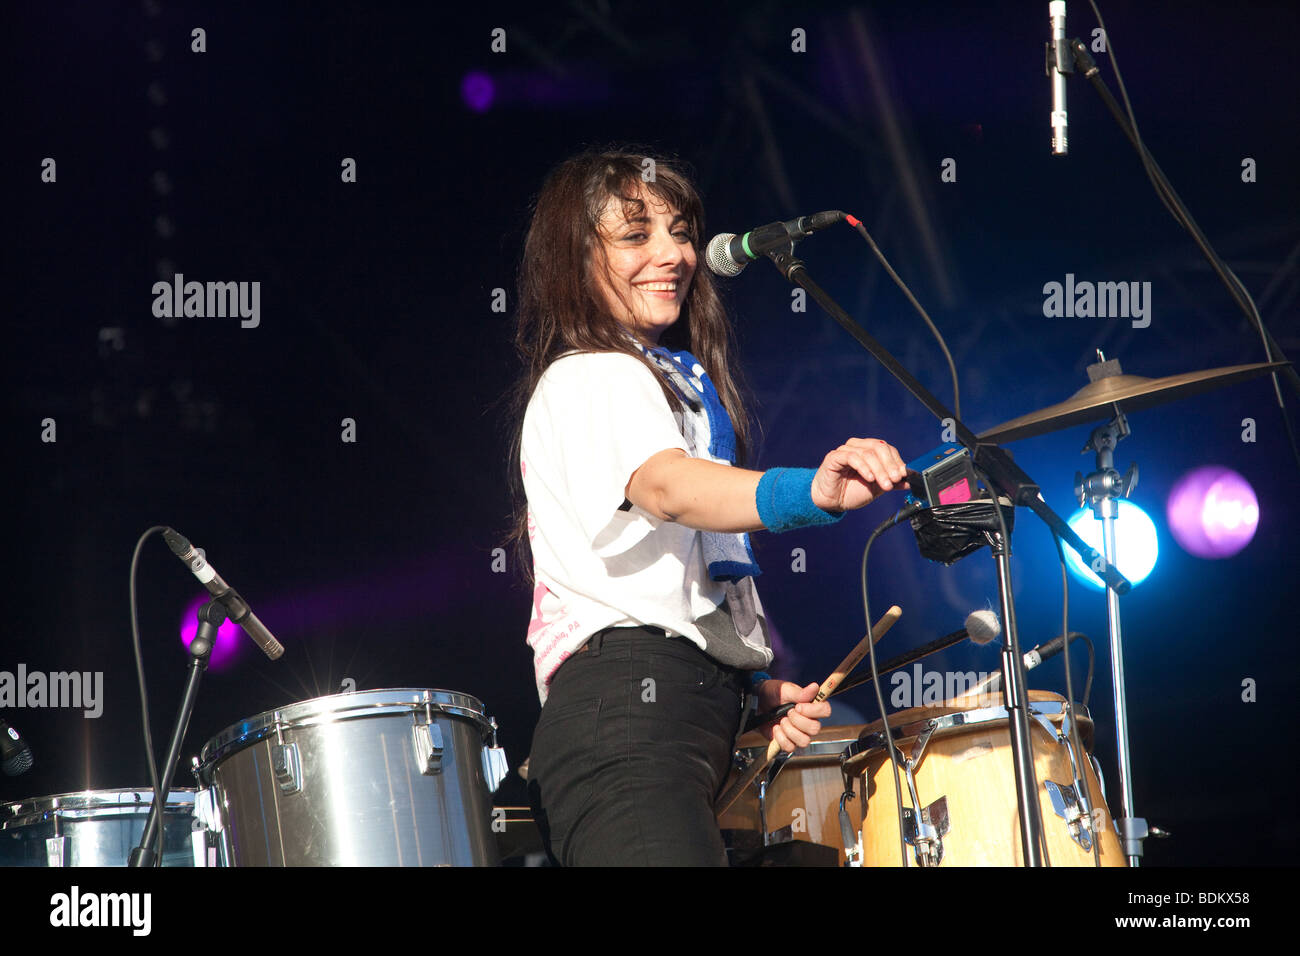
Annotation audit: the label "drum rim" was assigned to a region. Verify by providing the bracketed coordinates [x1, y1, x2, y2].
[195, 687, 491, 771]
[2, 788, 197, 828]
[735, 730, 871, 760]
[840, 699, 1079, 773]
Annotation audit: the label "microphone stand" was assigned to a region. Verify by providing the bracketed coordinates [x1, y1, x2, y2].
[760, 240, 1133, 866]
[127, 600, 225, 867]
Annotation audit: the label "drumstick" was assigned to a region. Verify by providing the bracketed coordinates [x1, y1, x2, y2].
[812, 604, 902, 703]
[714, 604, 902, 817]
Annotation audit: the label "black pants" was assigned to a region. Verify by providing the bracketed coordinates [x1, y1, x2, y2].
[526, 625, 749, 866]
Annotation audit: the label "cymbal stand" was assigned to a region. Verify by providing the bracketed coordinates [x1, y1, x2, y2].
[1074, 402, 1147, 866]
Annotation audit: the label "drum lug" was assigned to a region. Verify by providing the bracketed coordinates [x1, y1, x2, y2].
[482, 720, 509, 794]
[894, 720, 945, 866]
[839, 792, 862, 867]
[194, 787, 223, 833]
[191, 825, 213, 867]
[45, 835, 68, 867]
[192, 787, 223, 866]
[1044, 780, 1096, 851]
[271, 742, 303, 794]
[481, 744, 508, 793]
[413, 722, 445, 775]
[901, 797, 948, 866]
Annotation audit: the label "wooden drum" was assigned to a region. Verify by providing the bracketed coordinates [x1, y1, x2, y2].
[844, 690, 1125, 867]
[719, 725, 867, 865]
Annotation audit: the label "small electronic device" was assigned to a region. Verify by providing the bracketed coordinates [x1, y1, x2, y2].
[904, 443, 980, 509]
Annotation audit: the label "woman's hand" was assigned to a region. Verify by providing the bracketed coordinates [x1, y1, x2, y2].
[810, 438, 908, 513]
[756, 680, 833, 753]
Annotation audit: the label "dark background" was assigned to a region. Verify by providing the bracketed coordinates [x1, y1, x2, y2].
[7, 0, 1296, 866]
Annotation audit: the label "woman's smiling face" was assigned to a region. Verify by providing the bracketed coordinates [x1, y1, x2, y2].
[591, 184, 696, 347]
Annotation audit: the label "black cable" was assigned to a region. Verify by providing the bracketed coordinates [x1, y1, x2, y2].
[859, 505, 915, 867]
[1077, 631, 1096, 710]
[1082, 4, 1177, 223]
[1051, 533, 1102, 867]
[1082, 1, 1300, 475]
[129, 525, 168, 864]
[849, 219, 961, 423]
[1088, 0, 1264, 351]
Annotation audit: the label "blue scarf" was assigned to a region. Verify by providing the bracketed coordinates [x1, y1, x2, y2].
[628, 337, 762, 582]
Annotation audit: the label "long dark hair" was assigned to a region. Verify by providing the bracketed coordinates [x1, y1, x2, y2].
[503, 146, 757, 586]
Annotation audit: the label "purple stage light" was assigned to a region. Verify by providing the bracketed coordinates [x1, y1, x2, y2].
[180, 594, 242, 670]
[461, 72, 495, 113]
[1167, 466, 1260, 559]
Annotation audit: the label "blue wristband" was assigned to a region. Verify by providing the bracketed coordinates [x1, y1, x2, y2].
[755, 467, 845, 533]
[748, 671, 771, 691]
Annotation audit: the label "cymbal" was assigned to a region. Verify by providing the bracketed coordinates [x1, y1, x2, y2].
[977, 361, 1290, 444]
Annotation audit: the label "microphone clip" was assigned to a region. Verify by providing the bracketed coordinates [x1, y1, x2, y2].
[763, 240, 803, 282]
[1045, 36, 1076, 80]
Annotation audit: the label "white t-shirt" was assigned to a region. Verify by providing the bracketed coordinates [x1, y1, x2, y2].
[521, 350, 772, 703]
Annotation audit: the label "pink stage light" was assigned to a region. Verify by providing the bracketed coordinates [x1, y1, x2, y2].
[1166, 466, 1259, 559]
[461, 72, 494, 113]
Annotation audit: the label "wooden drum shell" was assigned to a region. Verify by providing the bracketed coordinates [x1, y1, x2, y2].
[848, 691, 1125, 867]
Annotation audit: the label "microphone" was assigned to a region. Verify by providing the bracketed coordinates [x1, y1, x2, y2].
[1048, 1, 1069, 155]
[705, 210, 846, 277]
[972, 631, 1086, 693]
[1, 718, 33, 776]
[1024, 632, 1073, 669]
[163, 528, 285, 660]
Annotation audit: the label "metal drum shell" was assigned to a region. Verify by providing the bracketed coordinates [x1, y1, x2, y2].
[195, 688, 500, 867]
[844, 691, 1125, 867]
[0, 789, 206, 867]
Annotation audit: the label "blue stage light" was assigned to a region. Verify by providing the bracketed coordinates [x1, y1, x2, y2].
[1063, 500, 1159, 590]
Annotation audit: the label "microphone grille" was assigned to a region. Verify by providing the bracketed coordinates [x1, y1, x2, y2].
[163, 527, 191, 557]
[3, 750, 33, 776]
[705, 233, 744, 278]
[965, 609, 1001, 645]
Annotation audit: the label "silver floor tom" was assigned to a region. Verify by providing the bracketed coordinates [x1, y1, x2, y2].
[0, 789, 212, 867]
[195, 688, 506, 866]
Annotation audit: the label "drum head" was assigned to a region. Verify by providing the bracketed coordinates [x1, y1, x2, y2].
[733, 723, 870, 762]
[841, 690, 1092, 776]
[2, 789, 196, 828]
